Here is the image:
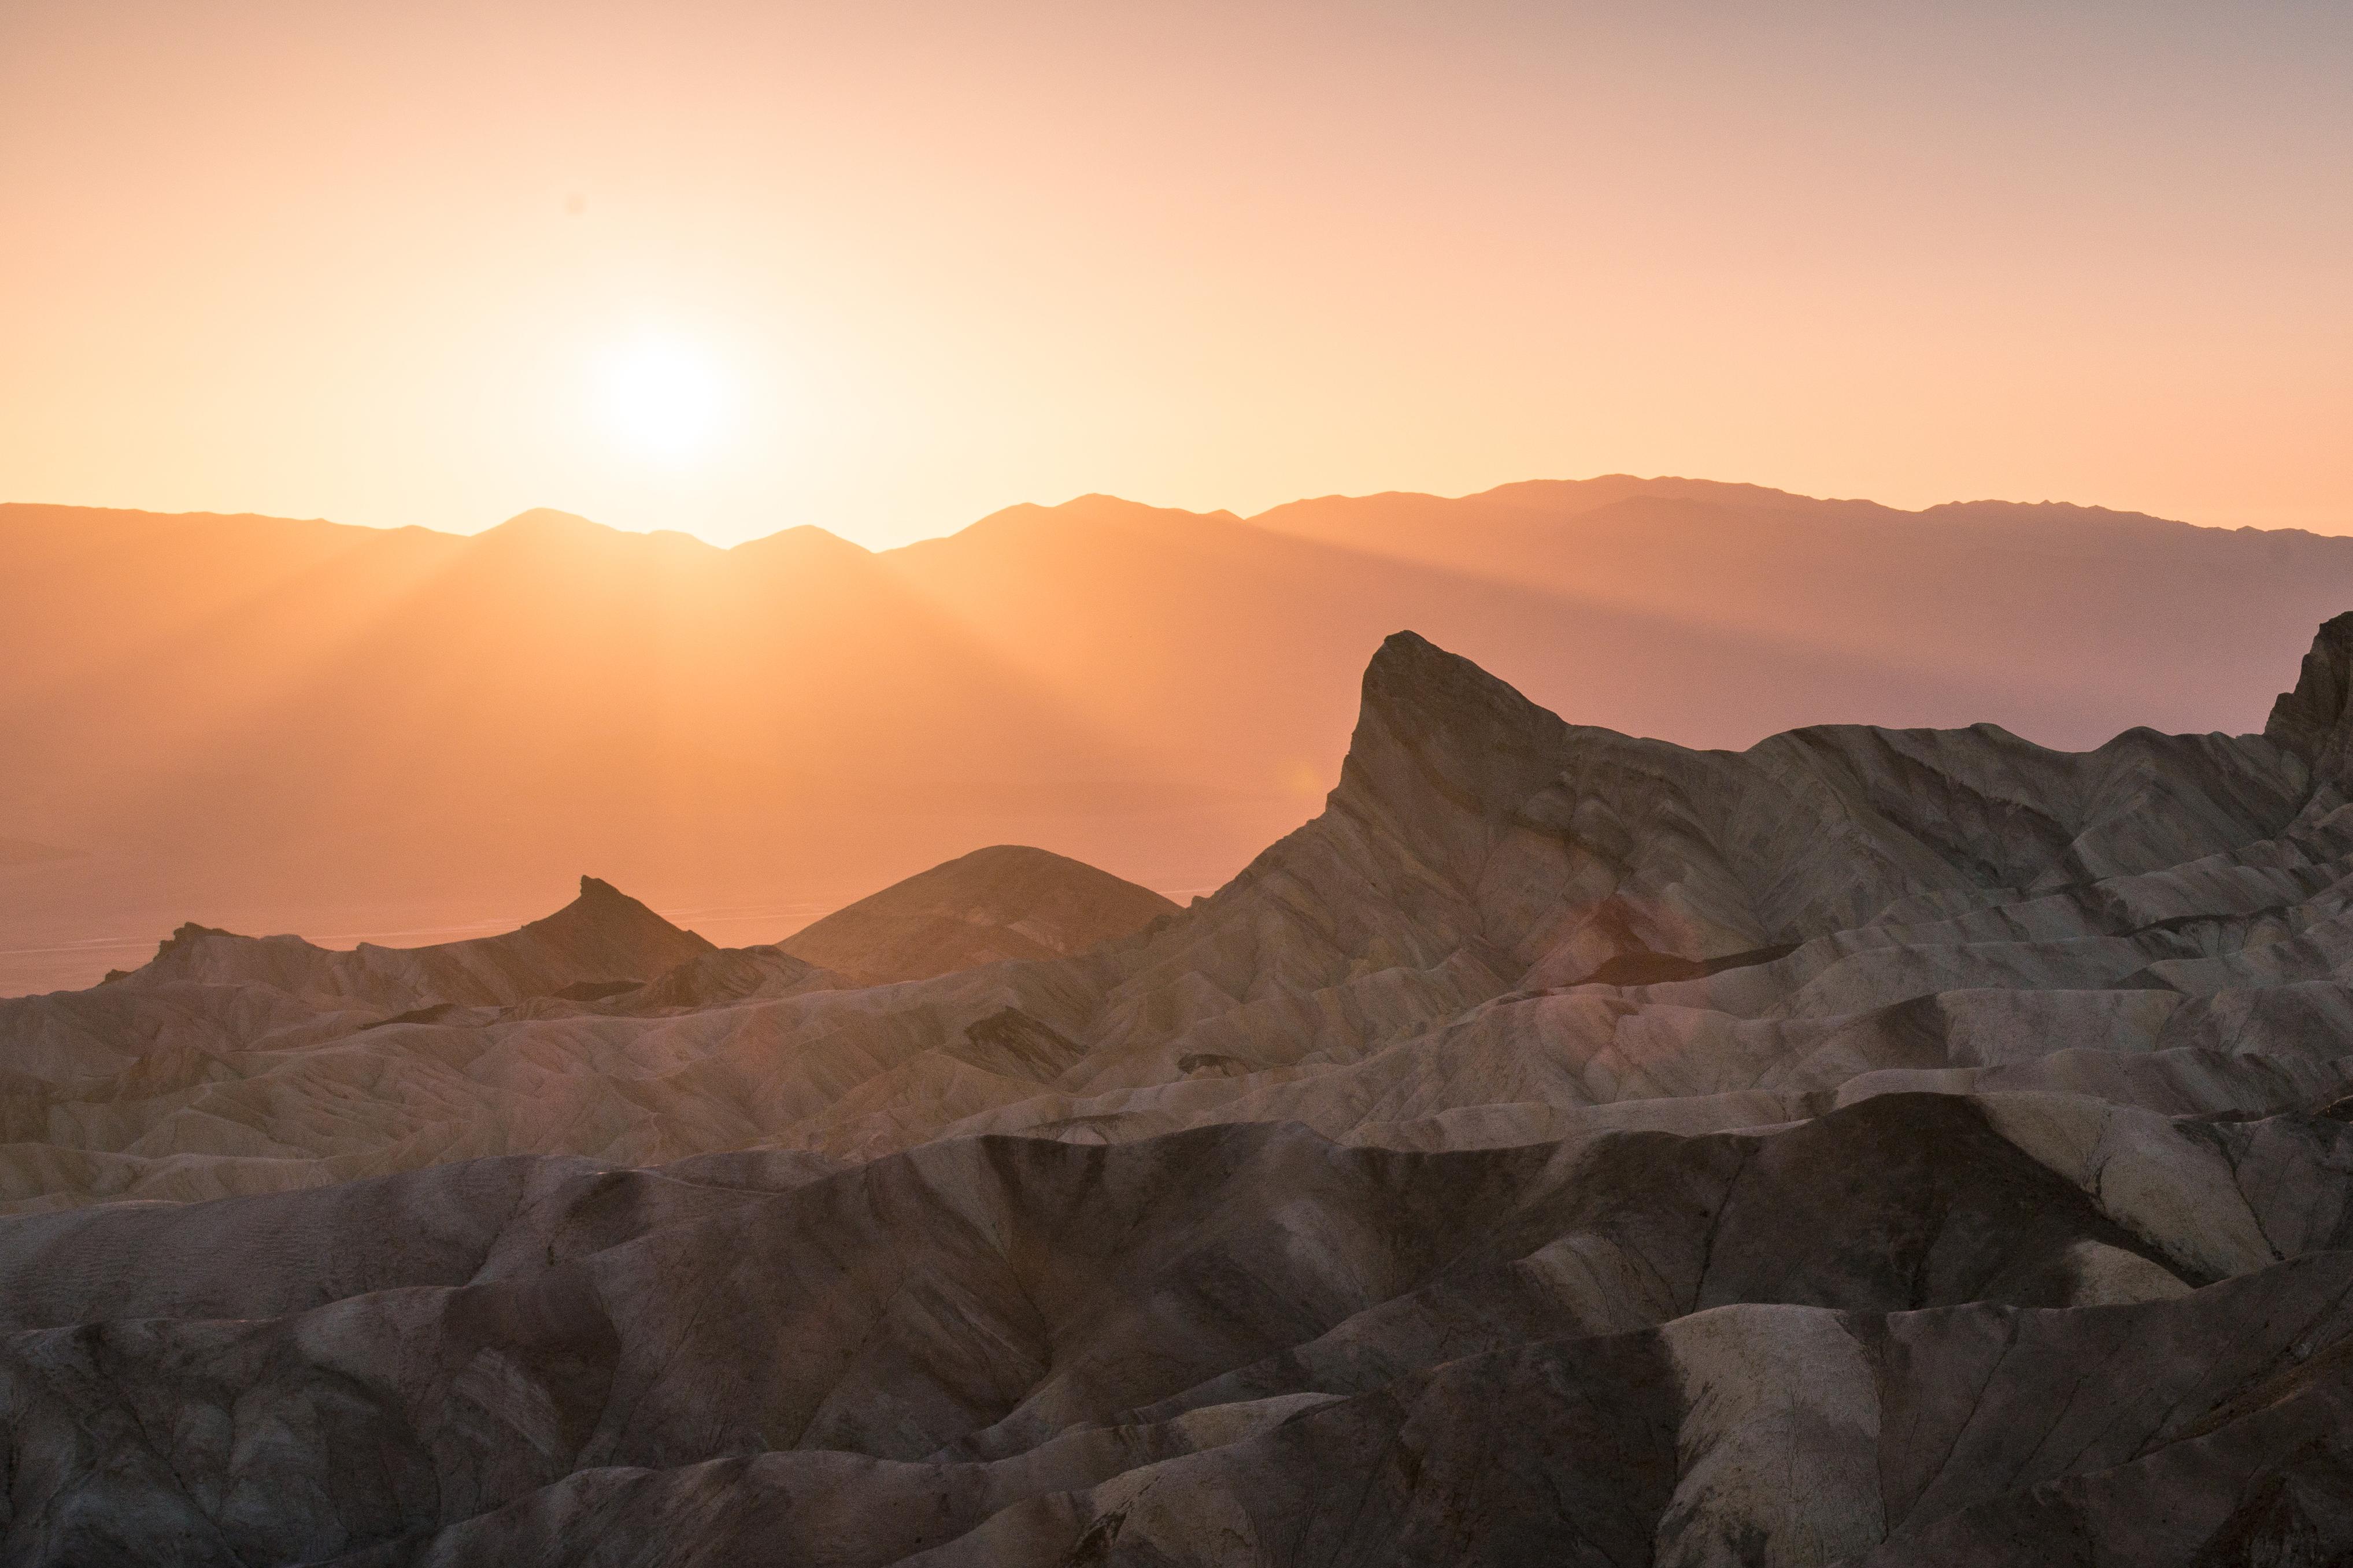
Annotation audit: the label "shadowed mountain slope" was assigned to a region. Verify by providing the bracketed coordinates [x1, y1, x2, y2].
[10, 620, 2353, 1559]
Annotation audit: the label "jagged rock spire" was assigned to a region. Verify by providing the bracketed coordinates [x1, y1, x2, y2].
[2265, 611, 2353, 762]
[2266, 613, 2353, 824]
[1339, 631, 1571, 826]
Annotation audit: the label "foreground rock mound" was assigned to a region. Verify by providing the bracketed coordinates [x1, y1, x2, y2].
[12, 618, 2353, 1560]
[778, 843, 1178, 985]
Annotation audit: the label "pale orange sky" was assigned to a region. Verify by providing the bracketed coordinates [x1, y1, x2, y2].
[3, 1, 2348, 549]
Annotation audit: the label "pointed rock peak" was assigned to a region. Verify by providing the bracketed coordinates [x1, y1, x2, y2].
[517, 876, 716, 962]
[1359, 631, 1560, 748]
[1340, 631, 1571, 822]
[540, 874, 698, 935]
[2265, 611, 2353, 763]
[1365, 628, 1462, 683]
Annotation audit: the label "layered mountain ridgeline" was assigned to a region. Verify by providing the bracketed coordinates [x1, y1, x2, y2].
[12, 480, 2353, 996]
[12, 621, 2353, 1559]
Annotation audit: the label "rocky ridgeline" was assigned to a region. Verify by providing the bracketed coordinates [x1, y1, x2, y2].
[8, 620, 2353, 1560]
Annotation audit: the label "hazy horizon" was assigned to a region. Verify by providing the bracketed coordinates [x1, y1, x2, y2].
[10, 470, 2345, 555]
[6, 1, 2348, 548]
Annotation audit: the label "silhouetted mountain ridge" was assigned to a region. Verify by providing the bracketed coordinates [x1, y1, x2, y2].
[6, 475, 2353, 996]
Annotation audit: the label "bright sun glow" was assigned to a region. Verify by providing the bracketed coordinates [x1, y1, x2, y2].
[595, 334, 731, 464]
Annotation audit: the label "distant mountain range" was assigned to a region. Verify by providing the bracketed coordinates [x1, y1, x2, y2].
[6, 477, 2353, 995]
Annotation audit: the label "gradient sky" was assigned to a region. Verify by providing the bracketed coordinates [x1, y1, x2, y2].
[3, 1, 2347, 548]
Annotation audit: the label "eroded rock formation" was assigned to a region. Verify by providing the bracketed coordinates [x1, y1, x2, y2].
[9, 620, 2353, 1561]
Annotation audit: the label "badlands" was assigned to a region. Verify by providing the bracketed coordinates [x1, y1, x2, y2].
[7, 622, 2353, 1561]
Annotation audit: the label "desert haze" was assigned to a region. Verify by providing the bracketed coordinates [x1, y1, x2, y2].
[12, 476, 2353, 995]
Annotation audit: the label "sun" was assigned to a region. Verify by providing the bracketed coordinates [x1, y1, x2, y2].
[595, 333, 731, 463]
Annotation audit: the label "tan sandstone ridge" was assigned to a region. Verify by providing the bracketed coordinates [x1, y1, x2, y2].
[6, 621, 2353, 1559]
